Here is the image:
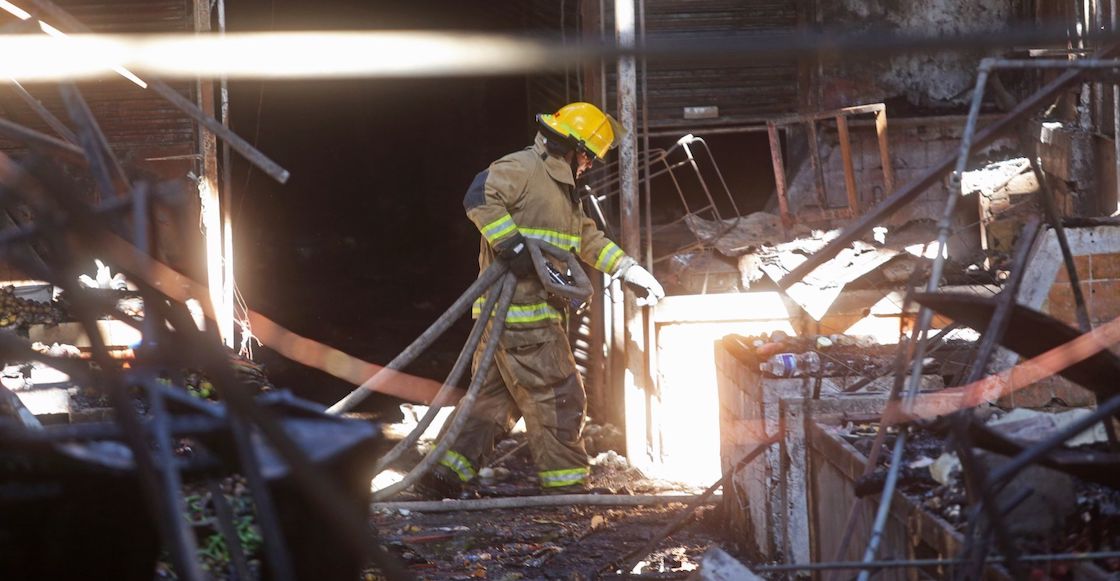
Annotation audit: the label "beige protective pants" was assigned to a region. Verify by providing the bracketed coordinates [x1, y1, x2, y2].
[435, 321, 589, 492]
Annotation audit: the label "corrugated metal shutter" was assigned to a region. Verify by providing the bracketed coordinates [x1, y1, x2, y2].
[608, 0, 800, 128]
[0, 0, 197, 168]
[522, 0, 582, 115]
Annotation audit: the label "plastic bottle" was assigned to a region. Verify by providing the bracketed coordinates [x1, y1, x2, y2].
[759, 352, 821, 378]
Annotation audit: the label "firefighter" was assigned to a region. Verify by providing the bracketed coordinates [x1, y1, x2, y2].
[422, 102, 663, 497]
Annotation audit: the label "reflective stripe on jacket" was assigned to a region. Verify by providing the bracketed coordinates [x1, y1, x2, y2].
[464, 133, 631, 326]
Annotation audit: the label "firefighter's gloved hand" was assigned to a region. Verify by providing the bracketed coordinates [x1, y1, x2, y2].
[621, 263, 665, 306]
[495, 233, 534, 279]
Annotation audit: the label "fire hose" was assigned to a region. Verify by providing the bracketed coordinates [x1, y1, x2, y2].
[326, 240, 594, 500]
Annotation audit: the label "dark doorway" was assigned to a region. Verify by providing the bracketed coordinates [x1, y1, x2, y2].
[226, 0, 530, 412]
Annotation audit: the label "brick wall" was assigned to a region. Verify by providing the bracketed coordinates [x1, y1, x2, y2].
[996, 231, 1120, 408]
[1046, 252, 1120, 327]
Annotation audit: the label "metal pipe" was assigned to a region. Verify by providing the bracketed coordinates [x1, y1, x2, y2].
[645, 108, 900, 140]
[6, 80, 77, 143]
[1114, 0, 1120, 216]
[981, 58, 1120, 68]
[644, 123, 771, 138]
[58, 83, 128, 199]
[693, 137, 742, 217]
[0, 116, 86, 162]
[768, 123, 791, 225]
[807, 120, 828, 208]
[373, 493, 722, 513]
[217, 0, 232, 199]
[826, 278, 927, 581]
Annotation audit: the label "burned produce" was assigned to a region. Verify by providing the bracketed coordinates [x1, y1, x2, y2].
[0, 285, 64, 327]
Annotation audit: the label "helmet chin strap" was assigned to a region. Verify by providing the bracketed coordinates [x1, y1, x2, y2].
[570, 151, 594, 201]
[543, 135, 587, 200]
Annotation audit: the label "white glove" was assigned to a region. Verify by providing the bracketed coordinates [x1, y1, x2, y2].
[621, 263, 665, 306]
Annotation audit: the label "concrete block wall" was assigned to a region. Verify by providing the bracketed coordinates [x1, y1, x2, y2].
[993, 226, 1120, 408]
[785, 118, 1017, 228]
[1047, 252, 1120, 327]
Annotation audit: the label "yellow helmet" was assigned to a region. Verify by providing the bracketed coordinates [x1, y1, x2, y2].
[537, 102, 625, 160]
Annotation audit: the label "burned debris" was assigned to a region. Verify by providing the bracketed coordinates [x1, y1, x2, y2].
[6, 0, 1120, 580]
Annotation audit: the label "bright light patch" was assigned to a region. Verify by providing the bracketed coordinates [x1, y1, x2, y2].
[905, 241, 947, 259]
[371, 469, 405, 492]
[0, 32, 558, 81]
[643, 320, 795, 486]
[37, 20, 63, 37]
[0, 0, 30, 20]
[0, 35, 127, 82]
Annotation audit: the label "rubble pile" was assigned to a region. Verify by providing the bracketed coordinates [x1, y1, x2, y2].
[830, 412, 1120, 576]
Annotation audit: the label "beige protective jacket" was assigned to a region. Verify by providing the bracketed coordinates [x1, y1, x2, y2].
[464, 133, 631, 326]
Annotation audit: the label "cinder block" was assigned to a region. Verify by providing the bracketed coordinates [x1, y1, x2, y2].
[1091, 252, 1120, 279]
[1054, 255, 1091, 282]
[1046, 281, 1091, 326]
[1090, 279, 1120, 323]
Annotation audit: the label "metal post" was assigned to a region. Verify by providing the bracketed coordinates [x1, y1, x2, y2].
[1113, 0, 1120, 215]
[768, 123, 792, 226]
[216, 0, 236, 352]
[194, 0, 233, 349]
[875, 108, 895, 196]
[836, 115, 859, 212]
[615, 0, 648, 463]
[807, 120, 828, 207]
